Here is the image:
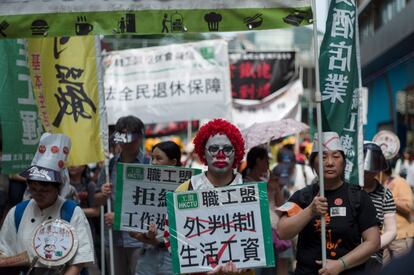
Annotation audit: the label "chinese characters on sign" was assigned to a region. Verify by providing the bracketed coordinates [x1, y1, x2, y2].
[52, 37, 96, 128]
[27, 36, 105, 166]
[167, 183, 274, 274]
[320, 0, 361, 183]
[0, 39, 42, 173]
[229, 52, 295, 100]
[103, 39, 232, 124]
[114, 164, 200, 233]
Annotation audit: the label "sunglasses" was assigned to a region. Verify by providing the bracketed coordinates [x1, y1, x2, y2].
[112, 131, 141, 144]
[206, 145, 234, 156]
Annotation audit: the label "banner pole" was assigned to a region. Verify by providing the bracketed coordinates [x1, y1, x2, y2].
[100, 205, 106, 274]
[94, 36, 115, 275]
[187, 121, 192, 145]
[311, 0, 327, 266]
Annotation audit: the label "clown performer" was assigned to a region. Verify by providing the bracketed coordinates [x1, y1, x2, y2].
[164, 119, 254, 275]
[0, 133, 94, 275]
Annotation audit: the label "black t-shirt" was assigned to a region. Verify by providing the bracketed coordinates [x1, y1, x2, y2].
[288, 182, 377, 275]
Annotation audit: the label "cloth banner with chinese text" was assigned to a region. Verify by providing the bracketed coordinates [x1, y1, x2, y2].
[114, 163, 201, 233]
[319, 0, 362, 184]
[167, 182, 274, 274]
[233, 79, 304, 130]
[27, 36, 105, 166]
[0, 39, 43, 174]
[103, 39, 233, 124]
[0, 1, 311, 39]
[230, 51, 296, 100]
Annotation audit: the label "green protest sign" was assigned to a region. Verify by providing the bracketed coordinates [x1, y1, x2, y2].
[167, 182, 274, 274]
[319, 0, 362, 184]
[0, 39, 43, 173]
[0, 1, 312, 39]
[113, 163, 201, 232]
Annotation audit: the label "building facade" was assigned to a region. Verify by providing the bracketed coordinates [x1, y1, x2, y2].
[358, 0, 414, 150]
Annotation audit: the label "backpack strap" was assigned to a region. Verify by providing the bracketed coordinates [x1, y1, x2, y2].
[108, 157, 116, 178]
[15, 200, 31, 233]
[300, 183, 319, 207]
[60, 200, 78, 223]
[347, 184, 361, 219]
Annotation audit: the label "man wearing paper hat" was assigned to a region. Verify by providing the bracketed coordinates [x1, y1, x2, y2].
[0, 133, 94, 274]
[277, 131, 380, 275]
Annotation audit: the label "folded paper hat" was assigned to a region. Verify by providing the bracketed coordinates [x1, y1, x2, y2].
[311, 131, 344, 153]
[20, 133, 71, 183]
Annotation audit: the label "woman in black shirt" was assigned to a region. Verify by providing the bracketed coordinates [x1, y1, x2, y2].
[277, 132, 380, 275]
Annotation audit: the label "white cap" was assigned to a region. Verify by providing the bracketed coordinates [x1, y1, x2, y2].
[311, 132, 343, 153]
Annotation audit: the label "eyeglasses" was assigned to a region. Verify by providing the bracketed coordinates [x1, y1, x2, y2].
[206, 145, 234, 156]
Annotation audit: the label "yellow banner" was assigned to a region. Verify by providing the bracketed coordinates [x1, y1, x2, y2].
[27, 36, 104, 166]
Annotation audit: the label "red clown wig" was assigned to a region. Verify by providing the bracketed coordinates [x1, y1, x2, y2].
[193, 119, 245, 168]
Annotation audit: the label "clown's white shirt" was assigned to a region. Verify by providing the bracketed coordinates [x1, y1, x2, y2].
[190, 172, 244, 190]
[0, 196, 94, 267]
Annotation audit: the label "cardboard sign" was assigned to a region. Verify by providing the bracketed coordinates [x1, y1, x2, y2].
[167, 182, 275, 274]
[114, 163, 201, 232]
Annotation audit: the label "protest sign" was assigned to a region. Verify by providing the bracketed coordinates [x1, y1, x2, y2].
[0, 1, 312, 39]
[319, 0, 363, 184]
[103, 39, 232, 124]
[229, 51, 302, 129]
[233, 79, 303, 129]
[167, 182, 274, 274]
[0, 39, 43, 173]
[114, 163, 201, 232]
[230, 51, 296, 100]
[27, 36, 105, 166]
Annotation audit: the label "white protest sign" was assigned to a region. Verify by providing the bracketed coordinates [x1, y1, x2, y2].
[103, 39, 232, 124]
[114, 163, 201, 232]
[232, 79, 303, 129]
[167, 182, 274, 274]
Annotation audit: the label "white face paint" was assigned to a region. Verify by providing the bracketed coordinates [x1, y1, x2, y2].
[205, 134, 235, 174]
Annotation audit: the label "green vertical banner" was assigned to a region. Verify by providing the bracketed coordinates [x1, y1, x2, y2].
[319, 0, 362, 184]
[0, 39, 43, 173]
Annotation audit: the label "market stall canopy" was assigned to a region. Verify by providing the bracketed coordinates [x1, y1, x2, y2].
[242, 118, 309, 151]
[0, 0, 312, 39]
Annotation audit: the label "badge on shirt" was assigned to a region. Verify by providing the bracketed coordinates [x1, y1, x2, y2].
[330, 207, 346, 217]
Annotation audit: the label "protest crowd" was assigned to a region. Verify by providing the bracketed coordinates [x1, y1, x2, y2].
[0, 115, 413, 275]
[1, 1, 414, 274]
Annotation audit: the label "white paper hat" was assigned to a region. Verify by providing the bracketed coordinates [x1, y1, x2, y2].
[311, 132, 344, 153]
[20, 133, 71, 183]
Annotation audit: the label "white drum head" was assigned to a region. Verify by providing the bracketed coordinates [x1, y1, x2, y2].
[31, 219, 78, 267]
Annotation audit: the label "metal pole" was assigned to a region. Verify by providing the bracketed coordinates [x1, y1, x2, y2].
[187, 120, 192, 144]
[311, 0, 327, 267]
[106, 164, 115, 275]
[100, 205, 106, 275]
[94, 35, 115, 275]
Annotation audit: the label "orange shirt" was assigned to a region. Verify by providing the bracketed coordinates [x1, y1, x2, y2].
[385, 177, 414, 240]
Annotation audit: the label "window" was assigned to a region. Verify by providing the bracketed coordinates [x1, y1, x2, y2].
[378, 0, 407, 27]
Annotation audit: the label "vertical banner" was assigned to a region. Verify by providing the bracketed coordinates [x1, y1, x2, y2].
[27, 36, 104, 166]
[319, 0, 361, 184]
[0, 39, 43, 173]
[113, 163, 201, 232]
[167, 182, 274, 274]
